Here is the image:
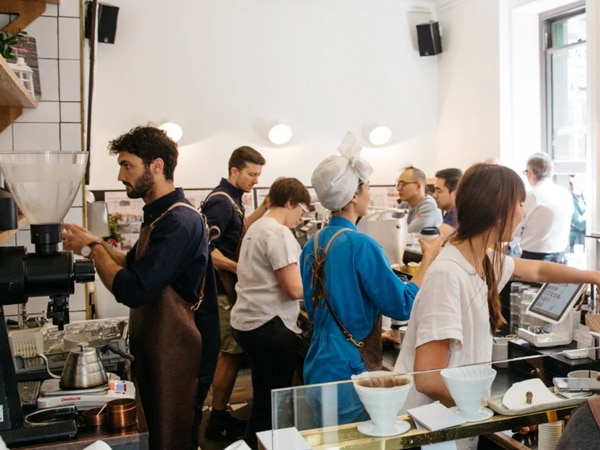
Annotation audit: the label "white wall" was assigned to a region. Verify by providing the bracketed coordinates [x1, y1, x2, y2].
[435, 0, 502, 169]
[86, 0, 443, 189]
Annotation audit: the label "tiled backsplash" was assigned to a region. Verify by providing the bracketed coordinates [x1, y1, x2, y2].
[1, 0, 86, 322]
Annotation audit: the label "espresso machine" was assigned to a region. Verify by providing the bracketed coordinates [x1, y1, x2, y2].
[0, 151, 95, 438]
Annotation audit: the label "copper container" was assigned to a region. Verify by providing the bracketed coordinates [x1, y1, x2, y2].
[82, 407, 108, 427]
[107, 398, 137, 429]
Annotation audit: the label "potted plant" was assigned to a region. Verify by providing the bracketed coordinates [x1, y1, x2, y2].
[0, 30, 27, 62]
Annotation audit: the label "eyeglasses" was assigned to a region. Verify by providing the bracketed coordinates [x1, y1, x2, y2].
[298, 203, 309, 214]
[395, 181, 418, 189]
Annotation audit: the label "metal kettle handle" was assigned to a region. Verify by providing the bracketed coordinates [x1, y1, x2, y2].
[37, 353, 61, 379]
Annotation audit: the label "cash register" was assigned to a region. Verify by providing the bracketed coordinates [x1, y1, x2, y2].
[517, 283, 586, 348]
[509, 283, 599, 385]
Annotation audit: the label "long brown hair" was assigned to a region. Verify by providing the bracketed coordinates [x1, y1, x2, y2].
[452, 164, 526, 333]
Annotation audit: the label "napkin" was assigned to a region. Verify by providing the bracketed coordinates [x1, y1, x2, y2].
[407, 401, 466, 431]
[502, 378, 559, 410]
[82, 441, 112, 450]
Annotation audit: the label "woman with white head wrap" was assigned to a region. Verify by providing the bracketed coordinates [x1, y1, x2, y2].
[299, 133, 441, 426]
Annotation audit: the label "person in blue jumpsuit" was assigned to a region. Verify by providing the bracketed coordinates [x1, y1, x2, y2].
[300, 132, 441, 426]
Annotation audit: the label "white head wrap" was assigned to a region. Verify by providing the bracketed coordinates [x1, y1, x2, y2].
[311, 132, 373, 211]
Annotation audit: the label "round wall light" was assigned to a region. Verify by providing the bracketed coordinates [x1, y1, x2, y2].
[158, 122, 183, 143]
[268, 123, 292, 145]
[368, 126, 392, 146]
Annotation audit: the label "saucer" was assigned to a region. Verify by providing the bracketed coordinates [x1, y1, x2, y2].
[450, 406, 494, 423]
[357, 419, 411, 437]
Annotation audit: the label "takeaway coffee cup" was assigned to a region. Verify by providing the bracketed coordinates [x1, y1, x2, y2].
[420, 227, 440, 241]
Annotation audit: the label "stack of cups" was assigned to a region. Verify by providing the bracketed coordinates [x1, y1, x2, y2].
[509, 283, 523, 334]
[538, 421, 564, 450]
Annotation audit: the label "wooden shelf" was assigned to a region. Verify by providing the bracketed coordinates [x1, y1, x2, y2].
[0, 55, 36, 107]
[0, 214, 28, 246]
[0, 0, 59, 132]
[0, 0, 47, 34]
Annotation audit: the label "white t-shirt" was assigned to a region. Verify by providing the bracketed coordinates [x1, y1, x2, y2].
[518, 178, 573, 253]
[230, 216, 301, 333]
[394, 245, 514, 411]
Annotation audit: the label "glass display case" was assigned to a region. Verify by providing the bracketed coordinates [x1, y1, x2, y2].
[260, 346, 599, 450]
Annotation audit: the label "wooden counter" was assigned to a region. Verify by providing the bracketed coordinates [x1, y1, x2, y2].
[292, 404, 576, 450]
[15, 395, 148, 450]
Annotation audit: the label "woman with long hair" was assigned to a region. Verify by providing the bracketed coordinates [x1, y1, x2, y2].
[395, 163, 600, 449]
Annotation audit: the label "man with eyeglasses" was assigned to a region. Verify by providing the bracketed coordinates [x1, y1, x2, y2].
[396, 166, 442, 233]
[515, 152, 573, 263]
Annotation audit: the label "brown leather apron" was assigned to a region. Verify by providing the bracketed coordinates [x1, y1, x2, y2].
[129, 205, 202, 450]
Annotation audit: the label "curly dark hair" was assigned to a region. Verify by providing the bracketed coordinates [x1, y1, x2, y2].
[108, 126, 178, 180]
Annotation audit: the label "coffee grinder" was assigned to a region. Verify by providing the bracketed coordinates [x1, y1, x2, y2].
[0, 151, 95, 432]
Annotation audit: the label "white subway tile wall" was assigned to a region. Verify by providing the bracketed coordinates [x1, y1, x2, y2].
[60, 122, 83, 151]
[39, 59, 59, 101]
[59, 59, 81, 102]
[26, 16, 58, 59]
[58, 17, 79, 60]
[60, 102, 81, 123]
[59, 0, 81, 19]
[0, 127, 13, 151]
[13, 123, 60, 150]
[18, 101, 60, 123]
[0, 5, 85, 320]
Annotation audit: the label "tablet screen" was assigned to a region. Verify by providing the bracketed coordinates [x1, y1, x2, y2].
[526, 283, 586, 324]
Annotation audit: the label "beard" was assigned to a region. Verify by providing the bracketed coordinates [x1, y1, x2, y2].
[125, 167, 154, 199]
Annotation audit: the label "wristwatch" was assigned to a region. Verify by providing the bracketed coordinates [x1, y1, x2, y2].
[81, 241, 101, 258]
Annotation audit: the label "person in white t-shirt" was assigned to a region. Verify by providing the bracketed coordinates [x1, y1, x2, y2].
[230, 177, 311, 449]
[516, 152, 573, 263]
[395, 163, 600, 450]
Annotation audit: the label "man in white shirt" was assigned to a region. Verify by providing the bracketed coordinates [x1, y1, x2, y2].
[517, 152, 573, 263]
[396, 166, 442, 233]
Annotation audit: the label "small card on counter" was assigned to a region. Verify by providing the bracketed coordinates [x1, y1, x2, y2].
[256, 427, 311, 450]
[407, 401, 466, 431]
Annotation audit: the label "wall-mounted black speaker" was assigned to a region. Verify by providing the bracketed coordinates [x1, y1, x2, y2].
[85, 2, 119, 44]
[416, 21, 442, 56]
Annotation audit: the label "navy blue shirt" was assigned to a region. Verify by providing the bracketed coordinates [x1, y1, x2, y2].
[112, 188, 211, 307]
[202, 178, 245, 260]
[443, 205, 458, 228]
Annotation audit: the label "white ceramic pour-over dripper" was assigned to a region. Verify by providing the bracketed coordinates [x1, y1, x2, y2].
[352, 371, 412, 436]
[441, 365, 497, 421]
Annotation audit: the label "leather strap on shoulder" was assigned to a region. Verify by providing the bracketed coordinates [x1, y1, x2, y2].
[588, 395, 600, 427]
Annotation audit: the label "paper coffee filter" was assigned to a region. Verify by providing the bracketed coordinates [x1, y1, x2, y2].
[502, 378, 558, 410]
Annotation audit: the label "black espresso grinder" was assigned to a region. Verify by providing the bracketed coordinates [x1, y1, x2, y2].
[0, 151, 95, 441]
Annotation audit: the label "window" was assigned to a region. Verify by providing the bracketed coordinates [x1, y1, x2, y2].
[541, 2, 586, 171]
[540, 2, 588, 263]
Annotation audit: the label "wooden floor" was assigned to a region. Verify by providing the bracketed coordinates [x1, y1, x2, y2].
[198, 367, 253, 450]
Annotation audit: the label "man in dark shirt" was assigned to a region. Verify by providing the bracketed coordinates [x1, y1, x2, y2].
[203, 146, 268, 441]
[432, 167, 462, 238]
[62, 126, 217, 450]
